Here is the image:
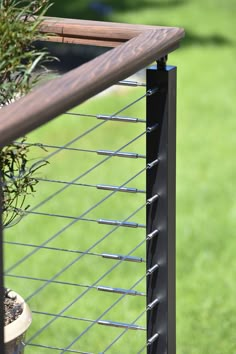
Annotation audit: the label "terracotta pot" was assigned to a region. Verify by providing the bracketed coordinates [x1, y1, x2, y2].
[4, 290, 32, 354]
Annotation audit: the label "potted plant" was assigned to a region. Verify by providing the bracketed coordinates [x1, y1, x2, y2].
[0, 0, 55, 352]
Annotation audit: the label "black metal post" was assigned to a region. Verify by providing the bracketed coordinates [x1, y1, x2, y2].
[146, 62, 177, 354]
[0, 177, 5, 353]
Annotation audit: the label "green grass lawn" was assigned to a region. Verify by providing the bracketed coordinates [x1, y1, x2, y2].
[5, 0, 236, 353]
[5, 88, 148, 353]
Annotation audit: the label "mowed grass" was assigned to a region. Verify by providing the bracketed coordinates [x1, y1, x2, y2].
[175, 46, 236, 354]
[5, 88, 147, 353]
[5, 0, 236, 353]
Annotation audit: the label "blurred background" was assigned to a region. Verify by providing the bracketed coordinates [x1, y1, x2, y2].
[5, 1, 234, 353]
[46, 1, 235, 353]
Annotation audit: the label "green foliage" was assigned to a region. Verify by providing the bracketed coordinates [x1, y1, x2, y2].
[0, 0, 53, 227]
[2, 0, 235, 352]
[0, 140, 48, 227]
[0, 0, 53, 104]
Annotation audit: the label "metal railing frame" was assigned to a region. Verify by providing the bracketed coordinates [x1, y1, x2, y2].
[146, 63, 177, 354]
[0, 17, 184, 354]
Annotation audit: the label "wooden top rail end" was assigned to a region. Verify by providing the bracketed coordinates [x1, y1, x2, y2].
[0, 17, 184, 147]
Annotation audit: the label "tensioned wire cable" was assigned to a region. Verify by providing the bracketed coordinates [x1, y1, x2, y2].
[34, 178, 98, 189]
[6, 88, 155, 348]
[27, 343, 92, 354]
[5, 166, 145, 274]
[25, 265, 145, 328]
[25, 202, 146, 302]
[19, 130, 146, 217]
[5, 127, 145, 239]
[6, 235, 146, 292]
[26, 270, 146, 349]
[17, 208, 145, 228]
[15, 141, 146, 157]
[13, 87, 156, 217]
[23, 88, 155, 167]
[29, 281, 145, 327]
[6, 88, 157, 228]
[5, 273, 105, 291]
[64, 112, 146, 123]
[137, 344, 147, 353]
[35, 177, 146, 194]
[27, 304, 146, 352]
[9, 87, 150, 198]
[6, 137, 146, 350]
[4, 241, 146, 262]
[6, 86, 153, 197]
[3, 132, 145, 213]
[32, 310, 96, 324]
[27, 119, 107, 164]
[5, 89, 150, 270]
[16, 141, 108, 154]
[60, 275, 146, 353]
[117, 79, 146, 87]
[102, 309, 147, 353]
[28, 310, 147, 354]
[26, 237, 146, 345]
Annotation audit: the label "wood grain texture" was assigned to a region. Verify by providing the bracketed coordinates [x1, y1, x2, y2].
[44, 35, 126, 47]
[40, 17, 180, 47]
[0, 21, 184, 148]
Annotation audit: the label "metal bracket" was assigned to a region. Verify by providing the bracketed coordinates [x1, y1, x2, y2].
[156, 55, 168, 70]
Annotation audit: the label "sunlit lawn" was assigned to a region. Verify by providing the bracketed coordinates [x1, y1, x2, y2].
[5, 88, 148, 353]
[5, 0, 236, 353]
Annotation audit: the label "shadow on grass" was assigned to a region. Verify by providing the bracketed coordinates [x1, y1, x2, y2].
[47, 0, 233, 48]
[45, 0, 233, 72]
[182, 31, 233, 47]
[47, 0, 187, 20]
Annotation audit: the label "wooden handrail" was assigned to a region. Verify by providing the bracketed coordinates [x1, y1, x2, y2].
[0, 18, 184, 148]
[40, 16, 179, 47]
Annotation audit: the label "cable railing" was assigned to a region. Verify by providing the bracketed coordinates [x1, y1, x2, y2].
[0, 17, 184, 354]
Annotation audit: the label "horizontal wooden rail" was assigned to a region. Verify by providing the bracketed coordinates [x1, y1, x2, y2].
[40, 17, 178, 47]
[0, 18, 184, 148]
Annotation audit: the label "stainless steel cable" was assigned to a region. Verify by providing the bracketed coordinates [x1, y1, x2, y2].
[60, 275, 146, 353]
[6, 273, 146, 296]
[16, 141, 102, 154]
[6, 273, 96, 290]
[25, 203, 145, 302]
[18, 209, 145, 228]
[4, 241, 146, 262]
[15, 142, 145, 158]
[30, 88, 156, 166]
[102, 309, 146, 353]
[117, 80, 146, 87]
[137, 333, 159, 354]
[26, 236, 146, 344]
[23, 131, 146, 216]
[5, 87, 157, 352]
[36, 177, 145, 194]
[31, 120, 107, 165]
[64, 112, 146, 123]
[3, 241, 146, 263]
[27, 343, 92, 353]
[65, 88, 153, 123]
[5, 167, 145, 273]
[137, 344, 146, 353]
[32, 310, 95, 324]
[10, 88, 157, 225]
[36, 178, 97, 189]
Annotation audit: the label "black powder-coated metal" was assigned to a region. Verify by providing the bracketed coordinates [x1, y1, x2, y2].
[146, 64, 177, 354]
